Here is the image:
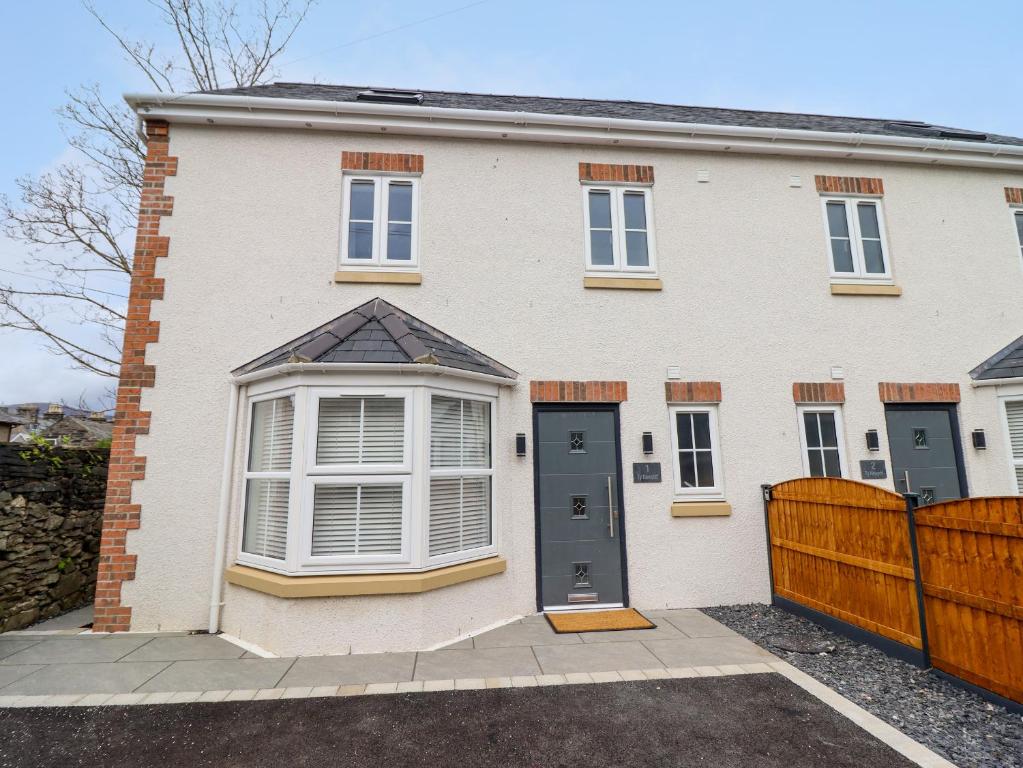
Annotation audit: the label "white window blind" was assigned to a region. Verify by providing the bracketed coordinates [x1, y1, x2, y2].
[429, 396, 492, 557]
[1006, 401, 1023, 493]
[316, 396, 404, 465]
[242, 397, 294, 560]
[311, 483, 403, 556]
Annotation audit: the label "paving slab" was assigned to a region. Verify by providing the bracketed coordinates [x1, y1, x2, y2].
[278, 652, 416, 688]
[435, 637, 474, 650]
[577, 623, 686, 643]
[0, 662, 170, 695]
[656, 609, 741, 638]
[136, 658, 294, 693]
[470, 621, 581, 649]
[119, 635, 246, 662]
[0, 639, 42, 660]
[26, 606, 94, 632]
[0, 636, 153, 665]
[642, 635, 776, 668]
[0, 665, 44, 689]
[532, 641, 662, 675]
[413, 646, 541, 680]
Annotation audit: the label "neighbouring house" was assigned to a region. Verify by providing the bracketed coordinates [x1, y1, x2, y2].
[39, 413, 114, 448]
[0, 413, 25, 443]
[93, 84, 1023, 656]
[0, 403, 108, 444]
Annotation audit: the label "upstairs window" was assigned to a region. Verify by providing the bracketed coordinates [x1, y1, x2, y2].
[1015, 211, 1023, 265]
[583, 187, 656, 274]
[341, 176, 419, 269]
[822, 198, 891, 280]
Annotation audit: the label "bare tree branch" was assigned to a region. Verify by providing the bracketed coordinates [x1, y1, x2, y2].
[1, 0, 312, 386]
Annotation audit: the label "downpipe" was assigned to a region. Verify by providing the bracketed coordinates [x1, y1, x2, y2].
[208, 379, 241, 633]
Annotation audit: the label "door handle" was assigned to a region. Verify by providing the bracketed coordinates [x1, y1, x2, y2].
[607, 475, 615, 538]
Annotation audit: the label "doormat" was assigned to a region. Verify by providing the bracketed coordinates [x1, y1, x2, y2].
[545, 608, 655, 634]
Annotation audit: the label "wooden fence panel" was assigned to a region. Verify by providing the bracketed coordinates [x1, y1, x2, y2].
[914, 497, 1023, 704]
[768, 478, 922, 649]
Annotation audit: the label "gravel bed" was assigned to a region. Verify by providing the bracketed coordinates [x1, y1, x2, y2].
[703, 604, 1022, 768]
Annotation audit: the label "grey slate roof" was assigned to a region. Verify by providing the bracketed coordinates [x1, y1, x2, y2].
[971, 334, 1023, 381]
[233, 298, 517, 380]
[200, 82, 1023, 147]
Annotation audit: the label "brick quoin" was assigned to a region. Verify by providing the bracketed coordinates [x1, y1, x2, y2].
[93, 120, 177, 633]
[1005, 187, 1023, 205]
[530, 381, 628, 403]
[815, 175, 884, 196]
[878, 382, 961, 403]
[664, 381, 722, 403]
[341, 151, 423, 173]
[578, 163, 654, 184]
[792, 382, 846, 404]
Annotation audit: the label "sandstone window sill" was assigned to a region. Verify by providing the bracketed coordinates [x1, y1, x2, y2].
[224, 556, 506, 598]
[829, 282, 902, 296]
[671, 501, 732, 517]
[335, 271, 422, 285]
[583, 276, 662, 291]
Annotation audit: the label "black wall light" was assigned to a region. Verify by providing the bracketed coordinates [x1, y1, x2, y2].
[865, 429, 880, 452]
[515, 433, 527, 457]
[642, 432, 654, 455]
[972, 429, 987, 449]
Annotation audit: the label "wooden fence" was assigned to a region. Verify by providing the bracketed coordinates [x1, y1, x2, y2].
[765, 477, 1023, 707]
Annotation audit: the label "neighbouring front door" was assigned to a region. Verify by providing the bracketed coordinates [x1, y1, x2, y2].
[885, 405, 967, 503]
[535, 407, 626, 610]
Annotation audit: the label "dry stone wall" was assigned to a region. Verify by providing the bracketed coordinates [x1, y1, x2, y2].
[0, 443, 107, 631]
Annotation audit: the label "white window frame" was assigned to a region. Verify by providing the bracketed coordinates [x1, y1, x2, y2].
[821, 196, 893, 282]
[340, 174, 420, 270]
[239, 389, 300, 571]
[234, 378, 499, 576]
[426, 388, 497, 568]
[1012, 209, 1023, 269]
[667, 404, 724, 500]
[1000, 395, 1023, 494]
[796, 405, 849, 478]
[581, 184, 657, 275]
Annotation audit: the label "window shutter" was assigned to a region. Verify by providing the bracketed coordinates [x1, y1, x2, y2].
[312, 484, 403, 556]
[242, 479, 290, 559]
[431, 396, 462, 467]
[317, 397, 404, 465]
[249, 398, 294, 472]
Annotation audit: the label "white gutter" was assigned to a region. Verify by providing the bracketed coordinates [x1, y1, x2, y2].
[231, 361, 518, 387]
[124, 91, 1023, 170]
[208, 379, 241, 634]
[970, 377, 1023, 388]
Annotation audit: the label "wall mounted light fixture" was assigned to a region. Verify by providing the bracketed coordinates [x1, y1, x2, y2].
[865, 429, 880, 452]
[642, 432, 654, 455]
[515, 433, 527, 457]
[971, 429, 987, 449]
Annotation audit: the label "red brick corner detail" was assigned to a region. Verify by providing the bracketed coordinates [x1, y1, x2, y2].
[664, 381, 722, 403]
[578, 163, 654, 184]
[530, 381, 628, 403]
[792, 382, 846, 404]
[93, 120, 176, 633]
[1005, 187, 1023, 206]
[815, 175, 884, 196]
[341, 152, 423, 173]
[878, 382, 961, 403]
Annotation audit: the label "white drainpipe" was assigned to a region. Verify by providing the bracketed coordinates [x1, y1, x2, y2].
[209, 379, 241, 634]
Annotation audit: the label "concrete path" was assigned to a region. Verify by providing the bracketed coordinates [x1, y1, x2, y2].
[0, 609, 775, 700]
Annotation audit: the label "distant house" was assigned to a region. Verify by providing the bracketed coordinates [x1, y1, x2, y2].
[0, 413, 25, 443]
[39, 414, 113, 448]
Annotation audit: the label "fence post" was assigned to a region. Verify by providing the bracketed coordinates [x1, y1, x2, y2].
[903, 492, 931, 669]
[761, 484, 775, 605]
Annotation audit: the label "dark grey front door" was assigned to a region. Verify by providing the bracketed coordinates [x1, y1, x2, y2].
[885, 405, 966, 503]
[536, 408, 625, 609]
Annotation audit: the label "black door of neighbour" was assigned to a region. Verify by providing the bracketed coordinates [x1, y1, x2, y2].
[535, 407, 626, 610]
[885, 404, 967, 503]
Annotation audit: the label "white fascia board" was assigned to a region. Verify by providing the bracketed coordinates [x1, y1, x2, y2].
[970, 377, 1023, 388]
[231, 362, 518, 387]
[125, 91, 1023, 170]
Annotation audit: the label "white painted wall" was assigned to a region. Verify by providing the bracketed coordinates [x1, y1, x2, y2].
[122, 124, 1023, 654]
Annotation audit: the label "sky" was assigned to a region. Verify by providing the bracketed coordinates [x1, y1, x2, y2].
[1, 0, 1020, 407]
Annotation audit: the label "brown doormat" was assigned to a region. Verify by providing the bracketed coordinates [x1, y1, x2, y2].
[545, 608, 656, 634]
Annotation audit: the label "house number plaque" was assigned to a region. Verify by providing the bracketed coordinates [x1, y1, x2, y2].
[860, 460, 887, 480]
[632, 463, 662, 483]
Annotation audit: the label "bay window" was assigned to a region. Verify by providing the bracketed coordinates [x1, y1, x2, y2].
[237, 381, 496, 575]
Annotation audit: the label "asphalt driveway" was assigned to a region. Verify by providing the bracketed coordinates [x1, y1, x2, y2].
[0, 674, 916, 768]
